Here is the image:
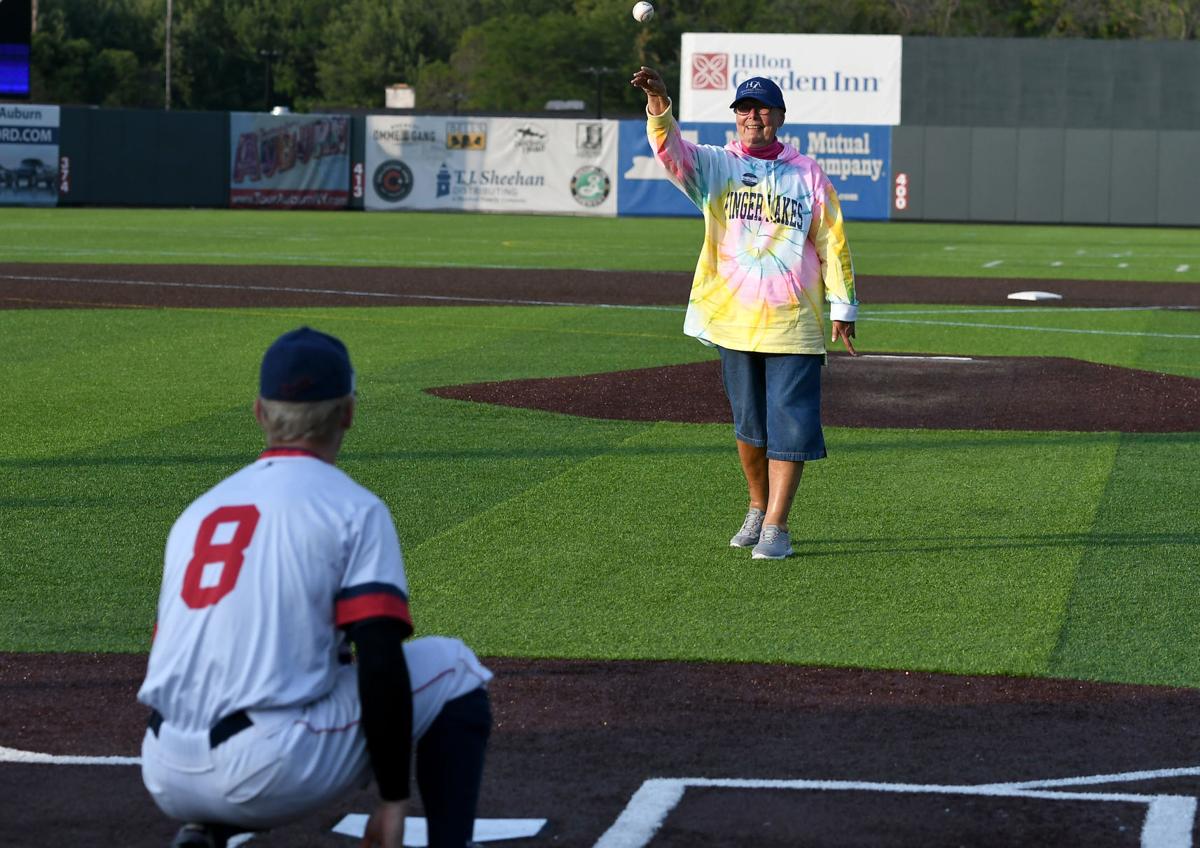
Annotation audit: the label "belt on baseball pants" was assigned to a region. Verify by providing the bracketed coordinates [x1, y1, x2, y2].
[147, 709, 253, 749]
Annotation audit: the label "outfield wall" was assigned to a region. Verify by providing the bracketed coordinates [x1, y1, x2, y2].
[890, 126, 1200, 225]
[16, 105, 1200, 226]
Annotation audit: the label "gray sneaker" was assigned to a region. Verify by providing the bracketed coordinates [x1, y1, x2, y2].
[751, 524, 793, 559]
[730, 507, 766, 547]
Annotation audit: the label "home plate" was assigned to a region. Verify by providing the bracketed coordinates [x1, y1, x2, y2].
[1007, 290, 1063, 301]
[332, 814, 547, 845]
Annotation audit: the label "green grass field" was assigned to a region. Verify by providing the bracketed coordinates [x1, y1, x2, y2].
[2, 207, 1199, 281]
[2, 209, 1198, 689]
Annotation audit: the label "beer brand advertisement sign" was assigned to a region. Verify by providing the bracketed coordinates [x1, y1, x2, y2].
[0, 103, 58, 207]
[364, 115, 618, 216]
[228, 113, 350, 209]
[618, 119, 891, 221]
[680, 33, 901, 126]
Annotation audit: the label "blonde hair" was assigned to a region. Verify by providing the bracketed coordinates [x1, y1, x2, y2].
[257, 394, 353, 444]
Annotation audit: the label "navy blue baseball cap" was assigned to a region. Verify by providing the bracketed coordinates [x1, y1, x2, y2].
[260, 326, 355, 402]
[730, 77, 786, 111]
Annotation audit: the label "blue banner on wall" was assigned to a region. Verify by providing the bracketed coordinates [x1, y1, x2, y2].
[618, 120, 891, 221]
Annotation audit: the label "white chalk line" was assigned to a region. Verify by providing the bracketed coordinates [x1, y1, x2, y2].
[868, 305, 1188, 316]
[982, 764, 1200, 791]
[5, 274, 1197, 343]
[0, 273, 680, 312]
[871, 315, 1200, 340]
[4, 745, 1198, 848]
[595, 774, 1200, 848]
[0, 244, 669, 268]
[858, 354, 976, 362]
[0, 745, 139, 766]
[5, 272, 1196, 316]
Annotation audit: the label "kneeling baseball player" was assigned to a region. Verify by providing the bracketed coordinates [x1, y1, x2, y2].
[138, 327, 492, 848]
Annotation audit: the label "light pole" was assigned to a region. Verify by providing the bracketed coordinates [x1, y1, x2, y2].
[164, 0, 172, 110]
[259, 48, 281, 110]
[580, 66, 614, 119]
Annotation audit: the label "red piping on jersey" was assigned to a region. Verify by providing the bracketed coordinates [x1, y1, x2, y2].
[412, 663, 490, 695]
[412, 667, 456, 695]
[293, 717, 361, 735]
[259, 447, 328, 462]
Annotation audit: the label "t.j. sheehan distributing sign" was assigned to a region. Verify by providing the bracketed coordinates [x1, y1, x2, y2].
[680, 33, 901, 126]
[363, 116, 618, 216]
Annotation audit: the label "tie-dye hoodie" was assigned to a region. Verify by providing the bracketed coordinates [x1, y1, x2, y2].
[647, 105, 858, 354]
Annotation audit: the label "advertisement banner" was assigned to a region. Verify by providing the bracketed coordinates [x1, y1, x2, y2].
[619, 119, 891, 221]
[680, 33, 901, 126]
[0, 103, 58, 207]
[229, 113, 350, 209]
[364, 115, 618, 216]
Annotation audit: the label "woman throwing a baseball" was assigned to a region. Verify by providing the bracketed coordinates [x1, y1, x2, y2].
[630, 66, 859, 561]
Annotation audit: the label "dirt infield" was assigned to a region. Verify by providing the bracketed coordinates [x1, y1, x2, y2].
[4, 263, 1200, 846]
[3, 263, 1200, 310]
[6, 652, 1200, 847]
[429, 353, 1200, 433]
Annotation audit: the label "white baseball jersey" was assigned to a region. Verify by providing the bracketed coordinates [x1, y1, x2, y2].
[142, 636, 492, 828]
[139, 448, 412, 732]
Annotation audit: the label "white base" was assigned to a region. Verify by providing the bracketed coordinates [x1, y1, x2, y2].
[332, 814, 547, 845]
[1007, 290, 1063, 302]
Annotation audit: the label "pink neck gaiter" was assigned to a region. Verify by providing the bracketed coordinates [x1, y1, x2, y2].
[739, 140, 784, 160]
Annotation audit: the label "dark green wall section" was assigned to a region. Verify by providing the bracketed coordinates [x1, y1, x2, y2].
[902, 38, 1200, 131]
[59, 107, 228, 207]
[891, 125, 1200, 226]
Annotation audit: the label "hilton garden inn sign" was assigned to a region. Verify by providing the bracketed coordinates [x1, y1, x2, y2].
[680, 33, 902, 126]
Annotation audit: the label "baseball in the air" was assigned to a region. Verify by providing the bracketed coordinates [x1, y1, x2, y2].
[632, 1, 655, 22]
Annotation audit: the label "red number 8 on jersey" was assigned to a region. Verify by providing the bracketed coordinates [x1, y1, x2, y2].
[181, 505, 261, 609]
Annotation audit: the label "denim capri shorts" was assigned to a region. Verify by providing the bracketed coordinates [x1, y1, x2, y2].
[717, 347, 827, 462]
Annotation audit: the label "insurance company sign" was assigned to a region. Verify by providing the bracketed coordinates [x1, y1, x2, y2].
[680, 33, 901, 125]
[618, 119, 891, 221]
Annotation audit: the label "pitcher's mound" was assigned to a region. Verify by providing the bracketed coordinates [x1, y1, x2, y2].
[428, 354, 1200, 432]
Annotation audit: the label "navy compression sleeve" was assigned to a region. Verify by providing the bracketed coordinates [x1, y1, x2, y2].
[345, 617, 413, 801]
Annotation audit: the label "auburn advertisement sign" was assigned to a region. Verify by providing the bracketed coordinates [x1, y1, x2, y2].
[0, 103, 57, 207]
[228, 113, 350, 209]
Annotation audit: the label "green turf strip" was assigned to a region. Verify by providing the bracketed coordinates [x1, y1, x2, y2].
[2, 207, 1199, 282]
[1049, 433, 1200, 687]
